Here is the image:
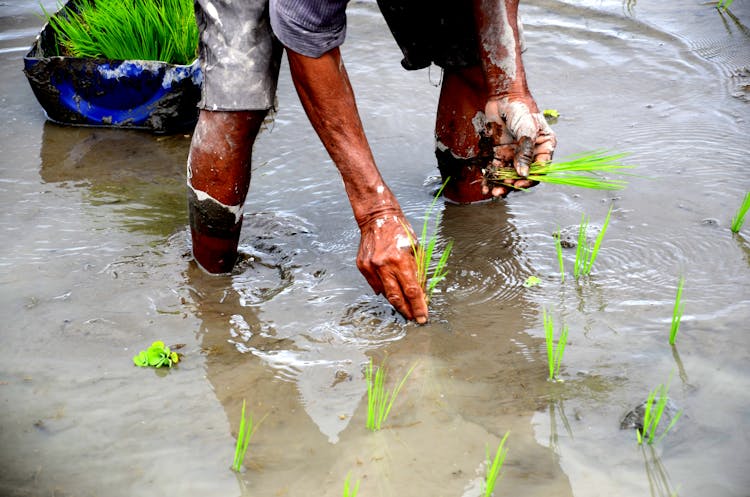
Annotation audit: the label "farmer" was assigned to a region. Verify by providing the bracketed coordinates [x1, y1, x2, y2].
[187, 0, 555, 323]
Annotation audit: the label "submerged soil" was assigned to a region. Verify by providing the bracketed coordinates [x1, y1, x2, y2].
[1, 1, 749, 496]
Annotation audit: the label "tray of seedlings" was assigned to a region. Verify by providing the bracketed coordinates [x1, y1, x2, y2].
[24, 0, 201, 133]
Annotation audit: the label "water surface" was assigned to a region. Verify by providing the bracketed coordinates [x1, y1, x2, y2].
[1, 1, 748, 496]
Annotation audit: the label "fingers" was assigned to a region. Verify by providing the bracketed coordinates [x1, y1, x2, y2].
[534, 129, 557, 164]
[357, 218, 429, 324]
[380, 270, 427, 324]
[403, 282, 428, 324]
[514, 135, 534, 177]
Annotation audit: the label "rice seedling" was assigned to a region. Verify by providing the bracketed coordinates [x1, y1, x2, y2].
[669, 276, 685, 346]
[343, 472, 360, 497]
[523, 275, 541, 287]
[730, 191, 750, 233]
[486, 150, 632, 191]
[573, 205, 613, 279]
[543, 308, 568, 382]
[42, 0, 198, 64]
[484, 431, 510, 497]
[365, 357, 417, 432]
[717, 0, 734, 10]
[553, 229, 565, 283]
[637, 378, 683, 445]
[404, 179, 454, 301]
[232, 399, 258, 472]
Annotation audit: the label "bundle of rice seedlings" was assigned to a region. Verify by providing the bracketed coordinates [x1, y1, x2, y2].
[403, 179, 453, 302]
[637, 379, 683, 445]
[486, 151, 632, 191]
[484, 431, 510, 497]
[365, 358, 417, 432]
[342, 473, 360, 497]
[669, 276, 685, 346]
[42, 0, 198, 65]
[231, 400, 259, 472]
[543, 309, 568, 382]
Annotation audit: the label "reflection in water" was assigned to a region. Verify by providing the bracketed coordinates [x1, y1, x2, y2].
[718, 7, 750, 39]
[641, 445, 679, 497]
[39, 122, 190, 238]
[548, 398, 575, 454]
[670, 345, 690, 386]
[622, 0, 636, 17]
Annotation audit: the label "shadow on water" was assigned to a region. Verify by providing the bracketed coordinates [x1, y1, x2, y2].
[39, 122, 190, 238]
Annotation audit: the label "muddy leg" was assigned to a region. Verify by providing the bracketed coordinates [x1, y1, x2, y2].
[435, 66, 499, 204]
[187, 109, 267, 274]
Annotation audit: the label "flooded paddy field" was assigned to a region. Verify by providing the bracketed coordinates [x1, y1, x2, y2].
[1, 0, 748, 496]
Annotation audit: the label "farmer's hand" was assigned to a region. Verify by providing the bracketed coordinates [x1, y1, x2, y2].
[357, 212, 428, 324]
[483, 95, 557, 197]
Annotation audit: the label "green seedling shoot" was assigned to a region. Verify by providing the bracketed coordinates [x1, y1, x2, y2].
[42, 0, 199, 64]
[232, 399, 259, 472]
[523, 275, 541, 287]
[554, 229, 565, 283]
[133, 340, 179, 368]
[544, 309, 568, 382]
[573, 205, 613, 279]
[543, 109, 560, 119]
[365, 358, 417, 431]
[669, 276, 685, 346]
[343, 472, 360, 497]
[717, 0, 734, 10]
[484, 431, 510, 497]
[637, 378, 683, 445]
[404, 179, 454, 302]
[487, 150, 632, 191]
[730, 191, 750, 233]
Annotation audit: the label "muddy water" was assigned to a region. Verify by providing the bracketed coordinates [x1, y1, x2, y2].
[1, 0, 749, 496]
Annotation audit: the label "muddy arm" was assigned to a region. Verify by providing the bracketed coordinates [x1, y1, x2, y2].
[286, 47, 428, 323]
[473, 0, 556, 177]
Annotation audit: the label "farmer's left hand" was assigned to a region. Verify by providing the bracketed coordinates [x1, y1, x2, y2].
[483, 95, 557, 197]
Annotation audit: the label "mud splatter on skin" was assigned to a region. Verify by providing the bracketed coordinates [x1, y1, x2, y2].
[187, 185, 243, 236]
[481, 1, 516, 89]
[395, 234, 411, 250]
[205, 2, 223, 27]
[499, 99, 550, 142]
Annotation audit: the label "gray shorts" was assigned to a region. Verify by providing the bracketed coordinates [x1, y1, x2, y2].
[194, 0, 348, 111]
[194, 0, 282, 111]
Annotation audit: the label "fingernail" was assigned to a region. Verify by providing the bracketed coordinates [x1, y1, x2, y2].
[416, 316, 427, 325]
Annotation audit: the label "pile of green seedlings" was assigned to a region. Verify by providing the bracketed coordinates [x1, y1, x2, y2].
[42, 0, 198, 64]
